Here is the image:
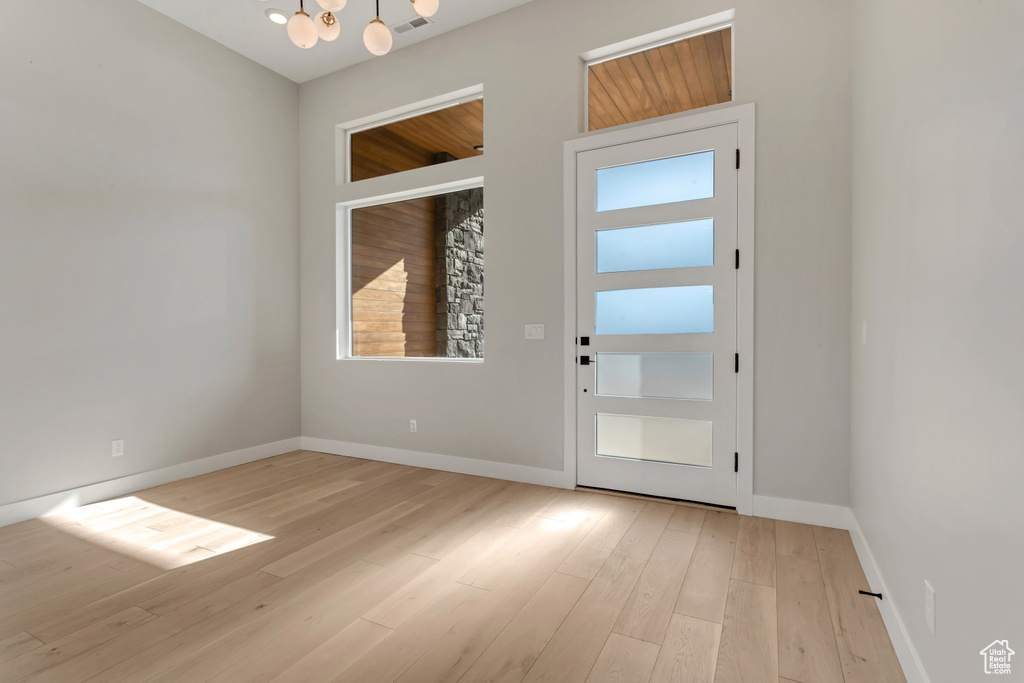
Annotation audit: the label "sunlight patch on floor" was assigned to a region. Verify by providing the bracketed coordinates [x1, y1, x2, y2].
[41, 496, 273, 570]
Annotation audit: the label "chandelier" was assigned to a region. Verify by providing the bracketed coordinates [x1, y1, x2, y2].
[275, 0, 440, 55]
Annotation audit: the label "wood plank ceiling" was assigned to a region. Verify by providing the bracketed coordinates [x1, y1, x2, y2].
[351, 99, 484, 181]
[588, 28, 732, 131]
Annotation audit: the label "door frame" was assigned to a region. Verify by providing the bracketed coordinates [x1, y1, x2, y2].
[562, 103, 755, 515]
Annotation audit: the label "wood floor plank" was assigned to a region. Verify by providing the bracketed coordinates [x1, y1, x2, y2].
[394, 511, 603, 683]
[135, 561, 390, 683]
[585, 633, 660, 683]
[558, 499, 644, 580]
[813, 527, 906, 683]
[458, 571, 589, 683]
[261, 500, 423, 578]
[0, 631, 43, 664]
[0, 606, 155, 681]
[331, 582, 489, 683]
[674, 512, 739, 624]
[775, 521, 816, 560]
[666, 507, 707, 535]
[72, 571, 291, 683]
[731, 516, 776, 587]
[613, 529, 698, 644]
[776, 555, 844, 683]
[713, 580, 777, 683]
[0, 563, 164, 643]
[201, 554, 437, 683]
[648, 614, 720, 683]
[0, 452, 906, 683]
[457, 508, 603, 591]
[269, 619, 394, 683]
[363, 523, 518, 629]
[612, 503, 675, 560]
[520, 553, 646, 683]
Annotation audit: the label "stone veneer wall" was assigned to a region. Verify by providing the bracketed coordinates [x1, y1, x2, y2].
[435, 188, 484, 358]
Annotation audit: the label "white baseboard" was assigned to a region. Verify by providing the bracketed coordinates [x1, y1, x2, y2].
[300, 437, 572, 490]
[0, 437, 303, 528]
[848, 515, 931, 683]
[751, 495, 928, 683]
[751, 494, 853, 530]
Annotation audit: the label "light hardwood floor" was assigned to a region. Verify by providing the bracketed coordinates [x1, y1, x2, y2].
[0, 451, 906, 683]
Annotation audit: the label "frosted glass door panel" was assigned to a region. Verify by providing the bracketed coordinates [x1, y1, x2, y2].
[596, 414, 713, 467]
[596, 353, 713, 400]
[596, 286, 713, 335]
[596, 219, 714, 273]
[595, 151, 714, 212]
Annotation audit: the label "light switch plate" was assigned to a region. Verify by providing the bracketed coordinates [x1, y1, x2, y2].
[924, 580, 936, 635]
[525, 324, 545, 340]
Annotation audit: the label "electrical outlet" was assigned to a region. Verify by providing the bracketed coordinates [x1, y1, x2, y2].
[924, 580, 936, 635]
[112, 439, 124, 458]
[410, 419, 417, 433]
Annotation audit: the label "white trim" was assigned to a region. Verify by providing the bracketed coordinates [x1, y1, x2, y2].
[563, 103, 756, 514]
[335, 84, 484, 184]
[301, 437, 573, 489]
[0, 438, 302, 528]
[579, 11, 736, 64]
[751, 494, 852, 530]
[849, 515, 932, 683]
[336, 172, 485, 210]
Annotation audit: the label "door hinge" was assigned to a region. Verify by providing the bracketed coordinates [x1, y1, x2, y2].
[735, 149, 740, 170]
[734, 353, 739, 373]
[734, 452, 739, 473]
[735, 249, 740, 269]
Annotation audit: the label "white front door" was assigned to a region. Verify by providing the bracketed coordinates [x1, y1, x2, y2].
[575, 123, 739, 507]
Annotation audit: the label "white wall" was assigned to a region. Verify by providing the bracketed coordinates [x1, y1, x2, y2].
[0, 0, 301, 507]
[851, 0, 1024, 679]
[299, 0, 853, 505]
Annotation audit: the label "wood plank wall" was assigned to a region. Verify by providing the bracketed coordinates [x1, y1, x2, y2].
[588, 28, 732, 131]
[351, 198, 437, 357]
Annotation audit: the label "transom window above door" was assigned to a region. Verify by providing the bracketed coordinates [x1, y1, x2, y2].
[586, 26, 732, 132]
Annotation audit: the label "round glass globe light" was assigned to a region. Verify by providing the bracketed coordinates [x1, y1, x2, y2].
[316, 12, 341, 41]
[363, 19, 392, 56]
[412, 0, 439, 18]
[287, 11, 318, 49]
[316, 0, 347, 11]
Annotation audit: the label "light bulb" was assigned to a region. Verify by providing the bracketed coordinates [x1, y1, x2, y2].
[411, 0, 439, 18]
[287, 10, 318, 48]
[316, 11, 340, 41]
[363, 18, 392, 56]
[265, 8, 289, 24]
[315, 0, 347, 11]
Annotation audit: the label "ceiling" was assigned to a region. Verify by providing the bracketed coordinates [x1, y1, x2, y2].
[137, 0, 536, 83]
